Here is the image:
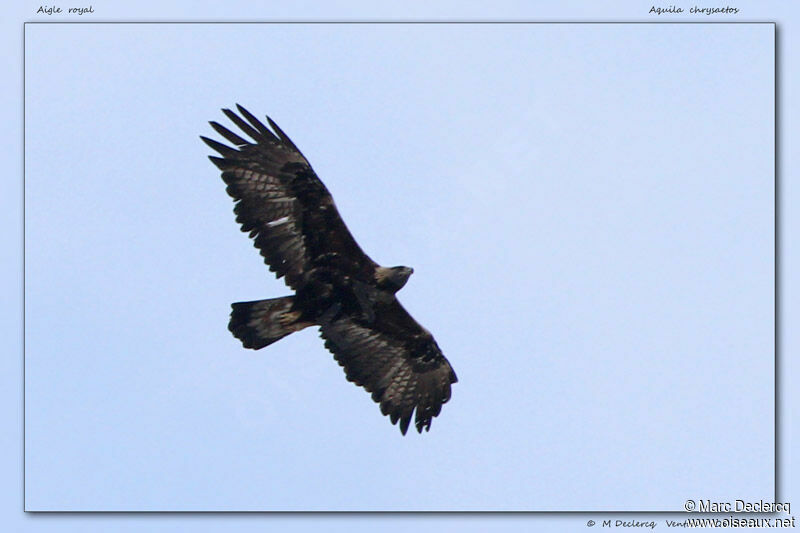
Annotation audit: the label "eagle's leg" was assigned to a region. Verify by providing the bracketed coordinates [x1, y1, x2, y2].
[278, 310, 303, 327]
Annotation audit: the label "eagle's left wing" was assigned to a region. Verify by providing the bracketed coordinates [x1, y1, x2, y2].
[319, 299, 457, 435]
[201, 106, 313, 289]
[201, 105, 378, 290]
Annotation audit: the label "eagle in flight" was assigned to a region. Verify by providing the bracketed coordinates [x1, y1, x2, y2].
[201, 105, 457, 434]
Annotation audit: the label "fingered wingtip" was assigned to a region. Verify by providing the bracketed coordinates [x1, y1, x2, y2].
[200, 135, 238, 157]
[210, 120, 249, 146]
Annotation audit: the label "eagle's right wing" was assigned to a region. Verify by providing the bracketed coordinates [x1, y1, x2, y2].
[319, 299, 458, 435]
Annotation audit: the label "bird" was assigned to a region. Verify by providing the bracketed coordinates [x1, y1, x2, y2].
[201, 105, 457, 434]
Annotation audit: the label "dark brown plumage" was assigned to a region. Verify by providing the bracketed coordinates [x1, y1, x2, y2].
[201, 105, 457, 434]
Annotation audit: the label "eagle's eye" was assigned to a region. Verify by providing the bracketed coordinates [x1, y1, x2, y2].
[390, 266, 413, 289]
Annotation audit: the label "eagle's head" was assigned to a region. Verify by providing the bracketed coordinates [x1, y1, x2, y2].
[376, 266, 414, 292]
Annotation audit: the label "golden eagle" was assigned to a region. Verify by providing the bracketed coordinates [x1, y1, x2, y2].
[201, 105, 457, 434]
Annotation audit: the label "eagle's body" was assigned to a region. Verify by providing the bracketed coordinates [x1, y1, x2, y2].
[201, 106, 457, 434]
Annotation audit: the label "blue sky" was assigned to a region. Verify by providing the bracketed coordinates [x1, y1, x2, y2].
[23, 21, 774, 511]
[3, 1, 795, 531]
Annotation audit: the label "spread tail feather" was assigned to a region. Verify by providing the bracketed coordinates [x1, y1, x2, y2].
[229, 296, 311, 349]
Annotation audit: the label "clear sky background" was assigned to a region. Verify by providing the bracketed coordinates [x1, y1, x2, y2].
[3, 1, 796, 531]
[24, 21, 774, 511]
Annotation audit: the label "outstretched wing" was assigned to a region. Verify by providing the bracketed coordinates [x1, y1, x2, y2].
[201, 105, 375, 289]
[319, 299, 458, 435]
